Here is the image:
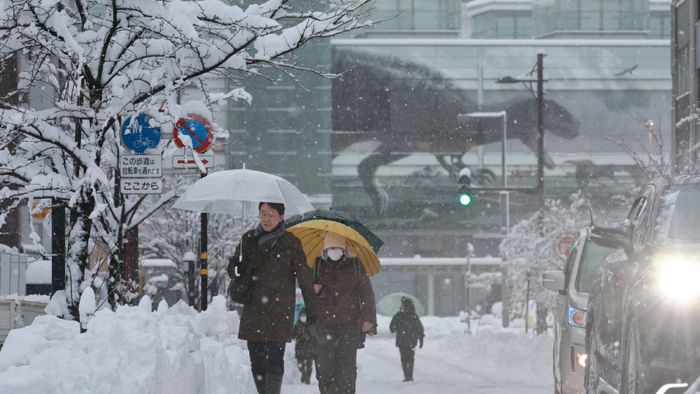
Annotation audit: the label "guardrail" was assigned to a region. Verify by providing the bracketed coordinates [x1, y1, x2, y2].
[0, 299, 47, 345]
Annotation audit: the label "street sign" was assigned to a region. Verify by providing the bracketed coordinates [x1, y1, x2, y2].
[171, 155, 214, 169]
[173, 114, 213, 153]
[120, 178, 163, 194]
[554, 232, 576, 260]
[121, 113, 161, 154]
[119, 155, 162, 178]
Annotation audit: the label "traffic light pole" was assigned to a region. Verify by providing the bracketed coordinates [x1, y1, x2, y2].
[535, 53, 547, 335]
[536, 53, 545, 234]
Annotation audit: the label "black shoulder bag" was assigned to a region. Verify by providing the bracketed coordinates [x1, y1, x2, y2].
[228, 234, 255, 305]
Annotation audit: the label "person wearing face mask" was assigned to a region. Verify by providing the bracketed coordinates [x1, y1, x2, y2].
[309, 232, 377, 394]
[293, 308, 315, 384]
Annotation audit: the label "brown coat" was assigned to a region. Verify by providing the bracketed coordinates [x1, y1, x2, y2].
[312, 256, 376, 329]
[227, 229, 314, 342]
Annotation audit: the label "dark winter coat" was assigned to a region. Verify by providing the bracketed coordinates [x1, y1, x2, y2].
[227, 229, 314, 342]
[293, 320, 316, 359]
[390, 311, 424, 349]
[312, 256, 376, 329]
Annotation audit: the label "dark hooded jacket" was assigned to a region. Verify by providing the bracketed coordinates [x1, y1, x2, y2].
[390, 302, 424, 349]
[227, 228, 314, 342]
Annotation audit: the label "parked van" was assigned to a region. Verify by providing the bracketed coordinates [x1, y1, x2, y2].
[543, 228, 613, 394]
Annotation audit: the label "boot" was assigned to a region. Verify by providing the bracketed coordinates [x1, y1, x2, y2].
[263, 374, 282, 394]
[407, 360, 414, 381]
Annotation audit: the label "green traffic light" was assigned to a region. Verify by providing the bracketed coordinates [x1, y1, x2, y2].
[459, 193, 472, 206]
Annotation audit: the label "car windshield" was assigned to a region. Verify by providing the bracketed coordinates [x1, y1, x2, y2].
[662, 185, 700, 242]
[575, 240, 612, 293]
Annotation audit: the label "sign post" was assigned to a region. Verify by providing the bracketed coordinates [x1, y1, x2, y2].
[172, 113, 214, 310]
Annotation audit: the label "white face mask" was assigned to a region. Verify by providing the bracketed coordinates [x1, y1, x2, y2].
[326, 248, 344, 262]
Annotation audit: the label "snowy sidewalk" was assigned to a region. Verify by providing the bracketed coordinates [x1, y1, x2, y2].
[0, 296, 553, 393]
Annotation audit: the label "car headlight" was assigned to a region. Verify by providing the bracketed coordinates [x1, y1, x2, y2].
[567, 305, 586, 328]
[656, 255, 700, 303]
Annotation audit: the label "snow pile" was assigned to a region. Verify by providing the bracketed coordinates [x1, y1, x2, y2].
[0, 297, 553, 393]
[0, 296, 252, 394]
[25, 260, 51, 284]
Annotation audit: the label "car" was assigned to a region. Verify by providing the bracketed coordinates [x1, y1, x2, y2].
[585, 176, 700, 394]
[544, 227, 615, 394]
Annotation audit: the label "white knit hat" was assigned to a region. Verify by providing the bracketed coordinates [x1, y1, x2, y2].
[323, 232, 347, 250]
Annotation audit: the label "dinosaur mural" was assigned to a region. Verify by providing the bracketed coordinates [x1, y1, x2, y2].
[331, 50, 581, 214]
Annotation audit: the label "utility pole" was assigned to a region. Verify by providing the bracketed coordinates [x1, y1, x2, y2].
[496, 53, 548, 334]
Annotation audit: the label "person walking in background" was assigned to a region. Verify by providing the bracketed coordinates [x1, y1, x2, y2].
[294, 307, 315, 384]
[227, 202, 315, 394]
[310, 232, 377, 394]
[390, 297, 425, 382]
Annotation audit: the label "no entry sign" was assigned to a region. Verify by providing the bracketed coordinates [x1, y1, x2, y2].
[554, 232, 576, 260]
[173, 114, 213, 153]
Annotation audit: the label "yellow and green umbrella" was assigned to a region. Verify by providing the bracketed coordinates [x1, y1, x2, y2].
[286, 219, 382, 276]
[284, 209, 383, 253]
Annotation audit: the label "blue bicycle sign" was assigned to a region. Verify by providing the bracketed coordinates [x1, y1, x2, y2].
[121, 113, 161, 154]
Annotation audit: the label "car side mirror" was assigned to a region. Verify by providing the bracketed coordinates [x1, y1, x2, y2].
[542, 270, 566, 292]
[590, 225, 632, 254]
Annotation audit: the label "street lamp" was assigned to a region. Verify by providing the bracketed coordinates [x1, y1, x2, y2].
[496, 53, 546, 233]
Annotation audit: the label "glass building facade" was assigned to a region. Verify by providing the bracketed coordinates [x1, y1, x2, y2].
[368, 0, 462, 31]
[532, 0, 650, 35]
[224, 0, 671, 258]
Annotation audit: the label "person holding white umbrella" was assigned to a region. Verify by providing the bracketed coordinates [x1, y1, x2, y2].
[227, 202, 316, 394]
[174, 169, 316, 394]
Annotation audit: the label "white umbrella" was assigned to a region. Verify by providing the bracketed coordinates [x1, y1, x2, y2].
[173, 169, 314, 217]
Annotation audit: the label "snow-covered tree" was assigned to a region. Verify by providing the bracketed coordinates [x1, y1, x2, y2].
[140, 174, 257, 301]
[499, 193, 589, 334]
[0, 0, 372, 318]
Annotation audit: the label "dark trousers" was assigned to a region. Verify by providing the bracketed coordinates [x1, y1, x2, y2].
[315, 327, 358, 394]
[399, 346, 415, 381]
[247, 341, 286, 394]
[297, 358, 313, 384]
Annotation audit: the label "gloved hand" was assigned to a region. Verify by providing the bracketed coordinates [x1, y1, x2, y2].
[419, 338, 424, 349]
[362, 321, 375, 335]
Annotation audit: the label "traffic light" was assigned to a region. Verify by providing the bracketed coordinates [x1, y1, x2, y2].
[458, 184, 473, 206]
[457, 168, 473, 207]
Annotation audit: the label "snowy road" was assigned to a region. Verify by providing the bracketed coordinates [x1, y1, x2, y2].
[284, 335, 553, 394]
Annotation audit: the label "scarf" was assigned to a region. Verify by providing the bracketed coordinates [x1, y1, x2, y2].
[254, 222, 285, 254]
